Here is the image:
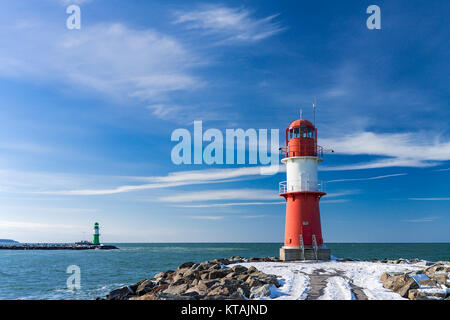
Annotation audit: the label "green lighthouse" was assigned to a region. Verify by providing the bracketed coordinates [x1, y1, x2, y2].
[93, 222, 100, 245]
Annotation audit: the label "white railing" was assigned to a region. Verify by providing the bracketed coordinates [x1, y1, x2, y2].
[279, 180, 326, 193]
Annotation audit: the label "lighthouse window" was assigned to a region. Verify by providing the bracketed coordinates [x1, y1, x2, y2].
[301, 126, 307, 138]
[289, 129, 293, 139]
[293, 128, 299, 138]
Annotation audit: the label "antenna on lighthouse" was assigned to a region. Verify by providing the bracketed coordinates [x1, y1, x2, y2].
[300, 108, 303, 120]
[313, 97, 317, 127]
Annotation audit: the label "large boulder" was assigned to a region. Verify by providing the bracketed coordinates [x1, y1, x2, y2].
[177, 262, 196, 270]
[408, 289, 447, 300]
[236, 274, 250, 282]
[163, 283, 190, 295]
[247, 266, 258, 274]
[207, 285, 233, 296]
[418, 279, 438, 287]
[218, 278, 241, 292]
[427, 273, 449, 285]
[208, 270, 228, 279]
[135, 279, 155, 296]
[250, 284, 272, 299]
[154, 270, 175, 281]
[379, 272, 403, 283]
[231, 265, 248, 275]
[245, 276, 265, 289]
[381, 274, 419, 297]
[106, 286, 134, 300]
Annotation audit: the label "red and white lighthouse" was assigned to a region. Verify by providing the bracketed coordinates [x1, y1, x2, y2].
[279, 118, 331, 260]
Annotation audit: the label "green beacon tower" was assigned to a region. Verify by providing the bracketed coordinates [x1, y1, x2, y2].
[93, 222, 100, 245]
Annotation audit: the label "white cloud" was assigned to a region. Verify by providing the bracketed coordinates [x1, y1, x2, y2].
[408, 197, 450, 201]
[320, 131, 450, 170]
[174, 5, 284, 43]
[403, 216, 440, 223]
[327, 173, 407, 183]
[321, 199, 350, 204]
[187, 216, 224, 220]
[0, 20, 203, 103]
[239, 215, 266, 219]
[147, 103, 225, 122]
[33, 166, 277, 195]
[158, 188, 278, 203]
[172, 201, 284, 208]
[160, 188, 356, 203]
[0, 220, 85, 231]
[170, 190, 356, 207]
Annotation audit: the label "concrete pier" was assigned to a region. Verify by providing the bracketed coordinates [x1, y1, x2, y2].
[280, 246, 331, 261]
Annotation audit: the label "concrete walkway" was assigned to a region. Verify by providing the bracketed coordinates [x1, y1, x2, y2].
[304, 269, 368, 300]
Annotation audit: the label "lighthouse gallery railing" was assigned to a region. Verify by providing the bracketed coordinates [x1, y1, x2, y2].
[279, 180, 326, 194]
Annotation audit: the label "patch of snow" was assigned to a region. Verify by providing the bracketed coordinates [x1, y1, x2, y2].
[231, 260, 424, 300]
[234, 262, 309, 300]
[319, 276, 355, 300]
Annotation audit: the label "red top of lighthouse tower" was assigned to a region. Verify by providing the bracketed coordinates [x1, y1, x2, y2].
[283, 119, 321, 158]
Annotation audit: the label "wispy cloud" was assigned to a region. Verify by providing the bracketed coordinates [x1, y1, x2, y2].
[159, 188, 278, 203]
[321, 199, 350, 204]
[166, 190, 356, 206]
[327, 173, 407, 183]
[320, 131, 450, 170]
[408, 197, 450, 201]
[187, 216, 224, 220]
[0, 220, 86, 231]
[172, 201, 284, 208]
[35, 166, 279, 196]
[0, 20, 203, 104]
[173, 5, 284, 43]
[239, 215, 266, 219]
[403, 216, 440, 223]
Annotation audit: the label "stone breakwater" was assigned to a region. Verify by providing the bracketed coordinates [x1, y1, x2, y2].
[103, 256, 280, 300]
[379, 259, 450, 300]
[103, 257, 450, 300]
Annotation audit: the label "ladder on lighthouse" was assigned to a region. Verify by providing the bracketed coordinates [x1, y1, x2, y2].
[312, 235, 319, 261]
[299, 235, 305, 261]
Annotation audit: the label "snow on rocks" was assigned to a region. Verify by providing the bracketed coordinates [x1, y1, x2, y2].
[102, 256, 281, 300]
[379, 260, 450, 300]
[233, 259, 433, 300]
[103, 257, 449, 300]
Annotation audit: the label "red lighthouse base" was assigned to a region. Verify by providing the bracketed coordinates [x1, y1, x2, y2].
[280, 191, 331, 261]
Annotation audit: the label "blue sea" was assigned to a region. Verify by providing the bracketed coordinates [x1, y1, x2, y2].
[0, 243, 449, 300]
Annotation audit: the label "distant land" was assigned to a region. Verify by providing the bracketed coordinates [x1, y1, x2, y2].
[0, 239, 19, 244]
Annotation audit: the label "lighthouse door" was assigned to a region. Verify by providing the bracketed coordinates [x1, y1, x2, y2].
[302, 224, 312, 245]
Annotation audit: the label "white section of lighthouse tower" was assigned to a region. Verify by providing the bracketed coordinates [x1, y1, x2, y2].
[281, 156, 322, 193]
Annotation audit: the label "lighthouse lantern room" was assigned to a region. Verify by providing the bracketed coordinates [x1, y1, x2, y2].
[279, 118, 331, 261]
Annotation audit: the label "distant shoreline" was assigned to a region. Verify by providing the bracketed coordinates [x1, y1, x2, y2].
[0, 243, 118, 250]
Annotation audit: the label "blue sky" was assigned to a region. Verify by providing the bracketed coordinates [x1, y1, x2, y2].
[0, 0, 449, 243]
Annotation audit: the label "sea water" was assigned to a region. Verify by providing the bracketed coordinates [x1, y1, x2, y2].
[0, 243, 448, 300]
